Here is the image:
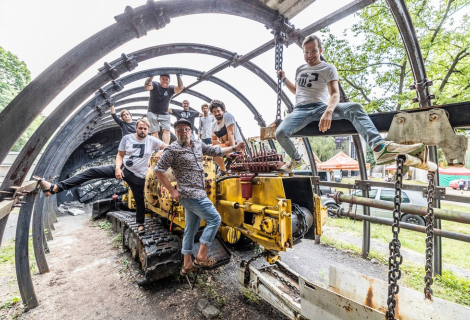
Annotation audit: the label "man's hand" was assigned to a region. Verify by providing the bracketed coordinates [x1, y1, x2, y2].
[115, 168, 124, 180]
[153, 150, 163, 161]
[170, 188, 180, 201]
[319, 110, 333, 133]
[235, 142, 246, 152]
[276, 70, 285, 81]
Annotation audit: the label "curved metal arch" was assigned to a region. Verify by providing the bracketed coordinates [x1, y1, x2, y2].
[0, 0, 280, 163]
[29, 87, 229, 275]
[1, 41, 292, 198]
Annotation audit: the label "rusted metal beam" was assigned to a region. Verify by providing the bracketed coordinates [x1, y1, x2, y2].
[0, 201, 14, 220]
[331, 191, 470, 224]
[335, 209, 470, 243]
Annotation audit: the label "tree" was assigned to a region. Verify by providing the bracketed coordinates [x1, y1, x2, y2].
[308, 136, 336, 161]
[322, 0, 470, 112]
[0, 47, 44, 152]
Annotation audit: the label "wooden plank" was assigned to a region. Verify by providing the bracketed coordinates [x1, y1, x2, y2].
[0, 200, 14, 220]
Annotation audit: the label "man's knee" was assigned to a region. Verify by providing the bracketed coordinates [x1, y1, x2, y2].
[208, 213, 221, 227]
[275, 126, 290, 141]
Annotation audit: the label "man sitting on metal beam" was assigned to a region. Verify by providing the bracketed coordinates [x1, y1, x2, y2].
[34, 119, 167, 234]
[275, 34, 425, 172]
[144, 73, 184, 144]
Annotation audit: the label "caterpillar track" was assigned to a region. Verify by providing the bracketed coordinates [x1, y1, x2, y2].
[107, 211, 181, 282]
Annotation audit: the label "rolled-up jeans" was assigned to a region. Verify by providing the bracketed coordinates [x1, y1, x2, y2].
[179, 197, 222, 255]
[275, 102, 385, 160]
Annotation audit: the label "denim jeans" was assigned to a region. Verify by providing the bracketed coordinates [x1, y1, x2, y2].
[201, 138, 212, 145]
[275, 102, 385, 160]
[179, 197, 222, 255]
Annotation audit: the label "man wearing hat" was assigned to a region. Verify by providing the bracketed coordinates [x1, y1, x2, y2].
[154, 119, 246, 275]
[145, 73, 184, 144]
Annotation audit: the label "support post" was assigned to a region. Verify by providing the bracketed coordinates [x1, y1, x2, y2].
[353, 135, 370, 259]
[429, 146, 442, 276]
[15, 192, 39, 310]
[32, 193, 49, 274]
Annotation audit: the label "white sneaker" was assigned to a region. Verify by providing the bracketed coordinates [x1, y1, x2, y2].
[403, 154, 437, 172]
[374, 141, 425, 166]
[280, 157, 304, 172]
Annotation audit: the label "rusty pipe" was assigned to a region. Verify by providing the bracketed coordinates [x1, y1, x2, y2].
[330, 191, 470, 224]
[331, 208, 470, 243]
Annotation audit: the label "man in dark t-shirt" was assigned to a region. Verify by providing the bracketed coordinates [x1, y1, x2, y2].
[144, 73, 184, 144]
[110, 105, 136, 137]
[169, 100, 202, 139]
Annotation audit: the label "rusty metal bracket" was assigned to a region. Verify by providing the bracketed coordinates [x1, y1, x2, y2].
[410, 78, 434, 104]
[354, 180, 371, 191]
[112, 80, 124, 92]
[121, 6, 147, 38]
[98, 89, 116, 107]
[103, 62, 119, 80]
[147, 2, 171, 30]
[386, 108, 468, 166]
[121, 53, 138, 71]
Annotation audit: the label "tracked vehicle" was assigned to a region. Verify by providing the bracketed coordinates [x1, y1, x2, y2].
[105, 145, 327, 282]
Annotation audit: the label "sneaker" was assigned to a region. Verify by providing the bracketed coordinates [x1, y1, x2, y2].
[403, 154, 437, 172]
[374, 141, 425, 166]
[280, 156, 304, 172]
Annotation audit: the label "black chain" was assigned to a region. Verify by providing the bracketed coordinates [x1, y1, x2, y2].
[274, 31, 284, 126]
[265, 264, 300, 296]
[292, 203, 308, 239]
[386, 155, 406, 320]
[424, 171, 435, 300]
[241, 250, 267, 286]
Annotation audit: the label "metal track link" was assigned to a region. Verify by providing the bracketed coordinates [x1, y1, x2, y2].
[107, 211, 181, 283]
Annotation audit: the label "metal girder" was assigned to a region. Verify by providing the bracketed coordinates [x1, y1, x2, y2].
[232, 0, 375, 67]
[0, 0, 281, 164]
[386, 0, 432, 108]
[292, 102, 470, 137]
[262, 0, 315, 19]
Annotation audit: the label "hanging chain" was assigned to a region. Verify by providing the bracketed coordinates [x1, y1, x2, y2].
[240, 250, 268, 286]
[386, 155, 406, 320]
[274, 31, 284, 126]
[424, 171, 435, 300]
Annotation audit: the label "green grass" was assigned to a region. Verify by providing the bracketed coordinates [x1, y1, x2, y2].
[0, 296, 20, 310]
[327, 217, 470, 270]
[321, 235, 470, 306]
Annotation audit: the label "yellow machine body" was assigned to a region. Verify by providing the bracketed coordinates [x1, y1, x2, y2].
[131, 154, 327, 254]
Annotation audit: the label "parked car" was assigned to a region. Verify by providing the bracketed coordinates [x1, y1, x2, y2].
[293, 170, 336, 196]
[323, 187, 428, 226]
[449, 179, 459, 189]
[449, 179, 470, 190]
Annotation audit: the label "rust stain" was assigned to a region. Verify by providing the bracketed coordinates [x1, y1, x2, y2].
[343, 304, 352, 312]
[365, 286, 375, 310]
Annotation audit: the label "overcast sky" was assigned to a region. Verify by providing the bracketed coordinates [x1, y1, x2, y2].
[0, 0, 358, 138]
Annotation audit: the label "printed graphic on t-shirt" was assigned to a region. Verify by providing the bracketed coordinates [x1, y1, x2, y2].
[297, 73, 319, 87]
[125, 144, 145, 167]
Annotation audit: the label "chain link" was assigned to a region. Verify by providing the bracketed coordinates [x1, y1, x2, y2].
[386, 155, 406, 320]
[274, 31, 284, 126]
[241, 250, 268, 286]
[424, 171, 435, 300]
[265, 263, 300, 296]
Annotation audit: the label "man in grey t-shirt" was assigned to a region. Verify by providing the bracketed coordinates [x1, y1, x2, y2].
[144, 73, 184, 144]
[275, 34, 425, 172]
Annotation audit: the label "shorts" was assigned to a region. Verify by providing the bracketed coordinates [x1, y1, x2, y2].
[147, 112, 171, 132]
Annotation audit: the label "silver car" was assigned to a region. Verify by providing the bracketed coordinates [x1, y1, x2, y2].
[324, 187, 428, 226]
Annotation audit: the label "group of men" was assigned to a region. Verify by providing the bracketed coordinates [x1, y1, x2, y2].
[36, 33, 425, 276]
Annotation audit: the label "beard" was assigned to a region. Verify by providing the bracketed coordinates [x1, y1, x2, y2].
[214, 114, 223, 120]
[137, 132, 147, 138]
[178, 135, 190, 145]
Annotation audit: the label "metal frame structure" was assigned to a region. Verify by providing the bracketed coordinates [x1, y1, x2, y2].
[0, 0, 468, 313]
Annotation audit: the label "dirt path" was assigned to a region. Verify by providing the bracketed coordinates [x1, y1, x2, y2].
[1, 212, 284, 320]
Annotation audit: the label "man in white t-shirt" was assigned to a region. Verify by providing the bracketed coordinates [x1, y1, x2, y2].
[35, 119, 166, 234]
[210, 99, 243, 173]
[275, 34, 425, 172]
